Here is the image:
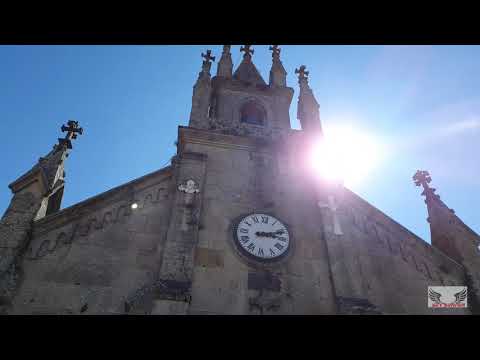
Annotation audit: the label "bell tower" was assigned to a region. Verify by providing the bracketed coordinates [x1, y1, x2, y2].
[189, 45, 294, 139]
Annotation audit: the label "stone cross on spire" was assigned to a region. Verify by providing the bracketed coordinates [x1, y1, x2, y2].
[295, 65, 309, 83]
[296, 64, 321, 132]
[269, 45, 287, 87]
[190, 50, 214, 127]
[413, 170, 441, 202]
[200, 49, 215, 74]
[57, 120, 83, 150]
[202, 50, 215, 64]
[269, 45, 281, 59]
[413, 170, 432, 190]
[240, 45, 254, 60]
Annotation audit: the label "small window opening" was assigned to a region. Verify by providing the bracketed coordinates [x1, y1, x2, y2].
[240, 102, 265, 126]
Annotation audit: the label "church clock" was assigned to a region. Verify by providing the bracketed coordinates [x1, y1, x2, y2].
[233, 213, 290, 262]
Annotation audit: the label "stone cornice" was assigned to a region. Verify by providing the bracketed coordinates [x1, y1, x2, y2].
[177, 126, 305, 154]
[32, 166, 173, 235]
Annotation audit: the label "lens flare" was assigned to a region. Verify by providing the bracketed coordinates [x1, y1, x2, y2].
[310, 125, 384, 188]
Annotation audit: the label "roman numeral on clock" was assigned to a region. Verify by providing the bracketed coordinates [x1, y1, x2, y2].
[240, 236, 249, 243]
[247, 243, 255, 252]
[252, 216, 259, 223]
[240, 228, 248, 234]
[274, 243, 284, 251]
[269, 248, 276, 256]
[257, 248, 264, 257]
[261, 216, 269, 224]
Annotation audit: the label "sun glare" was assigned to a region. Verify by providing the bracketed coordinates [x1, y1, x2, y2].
[310, 125, 384, 188]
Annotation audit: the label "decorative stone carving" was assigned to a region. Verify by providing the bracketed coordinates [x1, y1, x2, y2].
[25, 184, 166, 260]
[200, 50, 215, 75]
[295, 65, 309, 82]
[178, 179, 200, 194]
[318, 195, 343, 236]
[240, 45, 254, 59]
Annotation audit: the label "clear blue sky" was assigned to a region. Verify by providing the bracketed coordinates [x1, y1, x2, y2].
[1, 45, 479, 242]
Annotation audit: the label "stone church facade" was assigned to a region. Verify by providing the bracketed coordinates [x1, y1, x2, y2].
[1, 45, 479, 315]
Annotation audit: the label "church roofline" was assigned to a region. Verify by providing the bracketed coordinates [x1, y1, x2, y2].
[32, 165, 173, 234]
[345, 188, 465, 269]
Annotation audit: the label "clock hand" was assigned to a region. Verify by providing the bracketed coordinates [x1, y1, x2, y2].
[255, 231, 277, 238]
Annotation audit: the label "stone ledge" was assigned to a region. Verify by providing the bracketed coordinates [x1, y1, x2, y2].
[337, 296, 383, 315]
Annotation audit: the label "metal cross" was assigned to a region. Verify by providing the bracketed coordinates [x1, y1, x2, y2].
[295, 65, 309, 81]
[240, 45, 254, 57]
[269, 45, 281, 58]
[201, 50, 216, 63]
[58, 120, 83, 149]
[318, 195, 343, 235]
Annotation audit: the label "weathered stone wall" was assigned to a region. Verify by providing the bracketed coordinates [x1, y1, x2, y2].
[8, 168, 174, 315]
[326, 189, 469, 314]
[179, 127, 337, 314]
[176, 127, 470, 315]
[6, 125, 473, 315]
[207, 79, 293, 139]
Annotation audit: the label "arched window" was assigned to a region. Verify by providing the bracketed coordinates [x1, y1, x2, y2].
[240, 101, 265, 126]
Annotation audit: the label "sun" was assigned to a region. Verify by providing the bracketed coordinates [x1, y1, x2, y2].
[310, 125, 384, 188]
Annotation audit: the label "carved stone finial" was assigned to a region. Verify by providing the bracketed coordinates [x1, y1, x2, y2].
[295, 65, 309, 83]
[413, 170, 432, 189]
[240, 45, 254, 58]
[198, 50, 215, 78]
[58, 120, 83, 149]
[201, 50, 216, 64]
[413, 170, 441, 201]
[178, 179, 200, 194]
[269, 45, 281, 59]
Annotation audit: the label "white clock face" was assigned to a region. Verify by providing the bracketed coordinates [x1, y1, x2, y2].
[235, 213, 290, 261]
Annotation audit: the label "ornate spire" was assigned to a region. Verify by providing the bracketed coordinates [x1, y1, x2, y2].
[199, 49, 215, 78]
[269, 45, 287, 87]
[295, 65, 309, 85]
[233, 45, 266, 86]
[1, 120, 83, 308]
[413, 170, 443, 204]
[190, 49, 214, 128]
[216, 45, 233, 78]
[13, 120, 83, 195]
[270, 45, 280, 60]
[413, 170, 480, 288]
[295, 65, 321, 133]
